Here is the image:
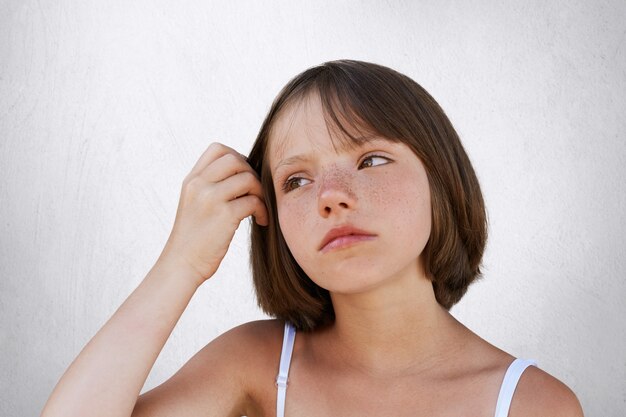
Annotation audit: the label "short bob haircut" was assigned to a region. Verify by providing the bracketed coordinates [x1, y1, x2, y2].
[248, 59, 487, 332]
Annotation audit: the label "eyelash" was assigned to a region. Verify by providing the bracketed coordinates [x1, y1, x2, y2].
[281, 154, 391, 193]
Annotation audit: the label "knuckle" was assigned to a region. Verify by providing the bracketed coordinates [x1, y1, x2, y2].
[252, 195, 266, 210]
[245, 193, 259, 203]
[181, 175, 194, 189]
[183, 176, 205, 193]
[208, 141, 224, 151]
[239, 173, 261, 194]
[222, 152, 238, 165]
[240, 170, 257, 184]
[242, 196, 258, 212]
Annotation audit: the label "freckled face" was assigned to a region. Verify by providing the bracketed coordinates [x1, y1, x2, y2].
[268, 93, 432, 294]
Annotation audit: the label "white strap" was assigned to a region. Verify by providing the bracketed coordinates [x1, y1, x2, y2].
[276, 321, 296, 417]
[493, 358, 538, 417]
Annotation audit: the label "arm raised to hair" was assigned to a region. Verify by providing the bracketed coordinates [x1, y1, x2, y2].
[41, 142, 268, 417]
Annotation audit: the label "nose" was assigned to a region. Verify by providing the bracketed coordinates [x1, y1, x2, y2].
[317, 170, 357, 218]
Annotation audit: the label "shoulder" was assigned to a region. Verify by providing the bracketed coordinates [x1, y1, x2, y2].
[133, 319, 285, 417]
[455, 326, 584, 416]
[178, 318, 284, 370]
[509, 365, 584, 417]
[217, 317, 284, 347]
[205, 318, 285, 377]
[221, 319, 286, 415]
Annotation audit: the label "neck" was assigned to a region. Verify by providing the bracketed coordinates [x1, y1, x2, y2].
[321, 272, 467, 377]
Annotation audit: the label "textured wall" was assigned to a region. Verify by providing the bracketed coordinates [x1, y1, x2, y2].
[1, 1, 624, 416]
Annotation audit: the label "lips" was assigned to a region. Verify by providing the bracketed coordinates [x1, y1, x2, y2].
[319, 225, 377, 253]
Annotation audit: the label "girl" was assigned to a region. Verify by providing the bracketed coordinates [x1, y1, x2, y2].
[42, 60, 583, 417]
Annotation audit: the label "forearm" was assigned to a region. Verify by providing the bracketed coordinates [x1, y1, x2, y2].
[41, 259, 201, 417]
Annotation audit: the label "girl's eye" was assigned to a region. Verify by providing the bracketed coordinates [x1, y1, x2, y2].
[359, 155, 390, 169]
[282, 177, 311, 193]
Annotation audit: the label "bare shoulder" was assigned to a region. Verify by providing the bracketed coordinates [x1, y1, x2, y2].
[132, 319, 284, 417]
[190, 318, 284, 369]
[211, 318, 284, 354]
[510, 365, 584, 417]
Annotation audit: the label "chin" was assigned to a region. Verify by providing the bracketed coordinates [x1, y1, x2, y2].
[307, 254, 426, 294]
[308, 267, 391, 295]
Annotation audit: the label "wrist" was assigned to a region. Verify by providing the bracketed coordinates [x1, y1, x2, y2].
[153, 254, 207, 290]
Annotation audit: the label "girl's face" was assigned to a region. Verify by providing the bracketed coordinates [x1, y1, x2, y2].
[268, 93, 432, 294]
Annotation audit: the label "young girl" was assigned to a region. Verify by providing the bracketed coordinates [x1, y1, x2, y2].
[42, 60, 584, 417]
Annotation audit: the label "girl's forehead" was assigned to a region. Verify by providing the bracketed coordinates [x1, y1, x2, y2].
[267, 100, 311, 165]
[267, 92, 377, 170]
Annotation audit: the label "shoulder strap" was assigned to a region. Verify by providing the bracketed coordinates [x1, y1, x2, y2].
[276, 321, 296, 417]
[493, 358, 538, 417]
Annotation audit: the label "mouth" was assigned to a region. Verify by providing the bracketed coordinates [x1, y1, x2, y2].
[319, 225, 377, 253]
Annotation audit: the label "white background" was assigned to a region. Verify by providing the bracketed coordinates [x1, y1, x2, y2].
[1, 1, 624, 416]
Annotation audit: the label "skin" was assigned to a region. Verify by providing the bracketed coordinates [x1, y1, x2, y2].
[128, 92, 584, 416]
[42, 92, 584, 417]
[244, 91, 583, 416]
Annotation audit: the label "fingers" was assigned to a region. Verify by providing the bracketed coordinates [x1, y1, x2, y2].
[186, 142, 243, 181]
[229, 194, 269, 226]
[198, 152, 256, 184]
[195, 150, 266, 207]
[213, 170, 264, 202]
[211, 170, 268, 225]
[186, 142, 269, 226]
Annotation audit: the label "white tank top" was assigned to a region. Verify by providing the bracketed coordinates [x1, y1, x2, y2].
[275, 321, 537, 417]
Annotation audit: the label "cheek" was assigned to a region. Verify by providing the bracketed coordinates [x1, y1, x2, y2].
[277, 197, 310, 253]
[374, 170, 432, 240]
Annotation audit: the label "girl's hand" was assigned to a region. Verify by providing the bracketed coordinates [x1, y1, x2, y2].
[158, 142, 268, 287]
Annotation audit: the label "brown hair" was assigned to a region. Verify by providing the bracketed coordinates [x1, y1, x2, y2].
[247, 59, 487, 332]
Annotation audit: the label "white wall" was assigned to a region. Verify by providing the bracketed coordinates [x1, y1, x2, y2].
[1, 1, 624, 415]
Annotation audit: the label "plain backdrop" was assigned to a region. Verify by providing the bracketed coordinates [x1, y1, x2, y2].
[1, 1, 625, 416]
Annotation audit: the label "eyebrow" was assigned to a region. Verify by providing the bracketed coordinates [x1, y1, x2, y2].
[273, 136, 388, 174]
[274, 155, 312, 172]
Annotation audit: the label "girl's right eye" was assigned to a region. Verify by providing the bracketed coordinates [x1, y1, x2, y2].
[282, 177, 311, 193]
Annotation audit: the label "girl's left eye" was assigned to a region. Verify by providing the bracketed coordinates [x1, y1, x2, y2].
[359, 155, 391, 169]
